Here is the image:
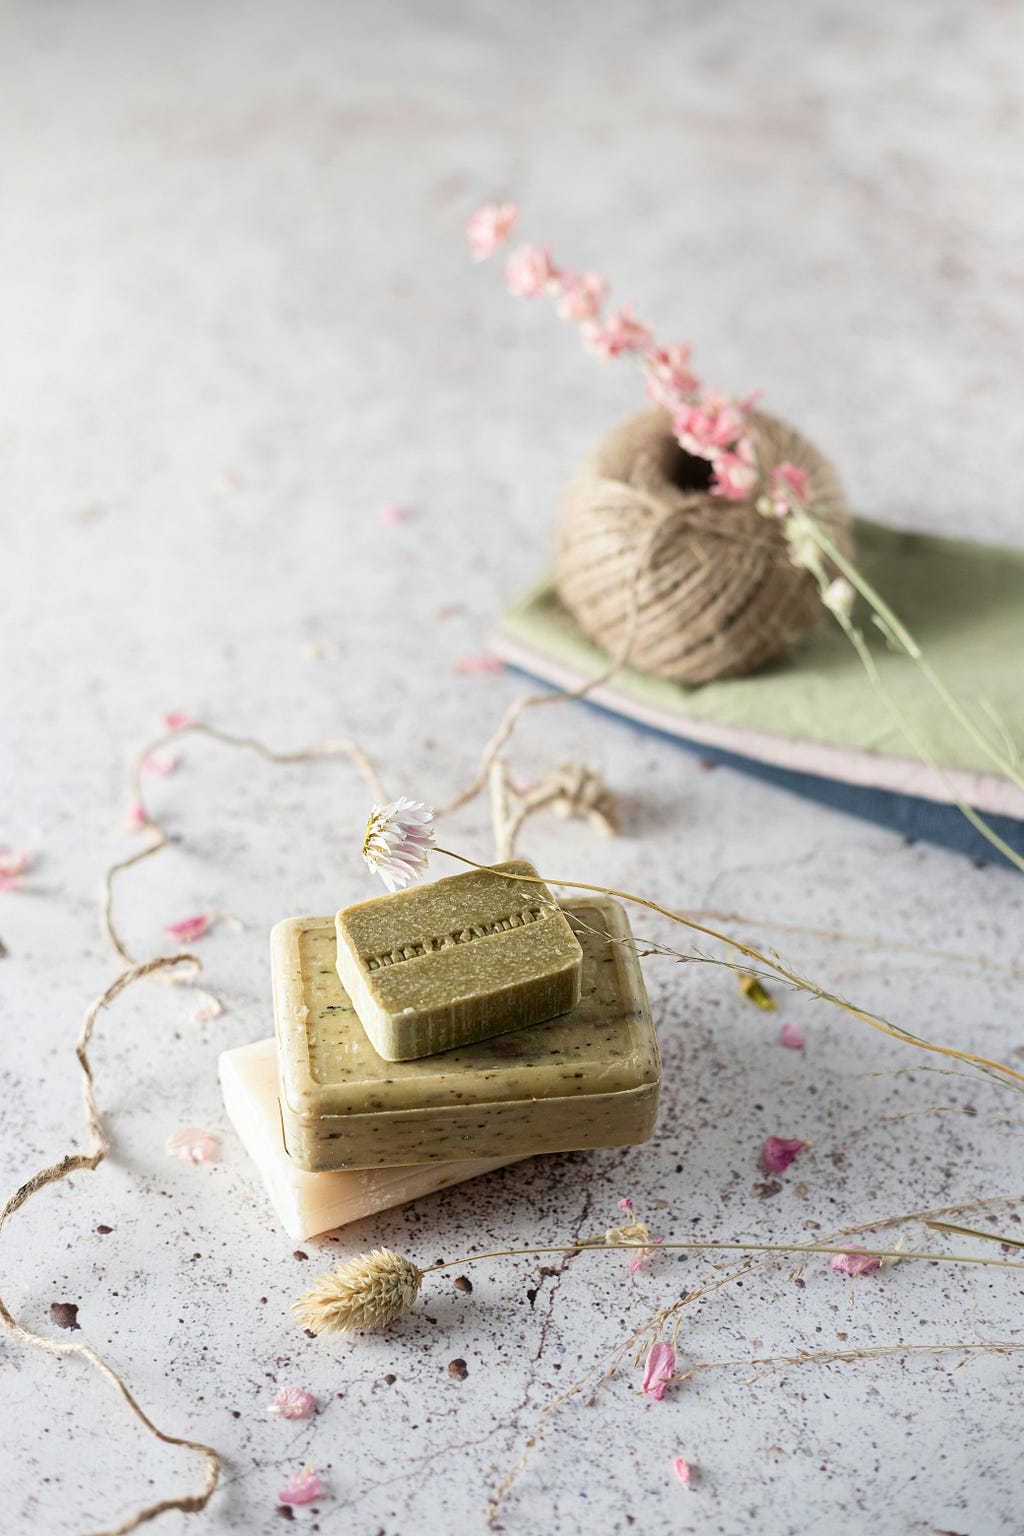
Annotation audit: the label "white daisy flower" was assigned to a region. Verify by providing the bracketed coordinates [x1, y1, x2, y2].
[361, 797, 436, 891]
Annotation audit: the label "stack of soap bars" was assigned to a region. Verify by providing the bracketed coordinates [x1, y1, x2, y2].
[219, 861, 662, 1240]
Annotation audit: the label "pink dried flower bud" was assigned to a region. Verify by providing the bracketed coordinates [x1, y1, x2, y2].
[465, 202, 519, 261]
[141, 748, 177, 778]
[555, 269, 606, 322]
[277, 1464, 323, 1506]
[710, 442, 759, 501]
[505, 244, 559, 298]
[0, 847, 30, 890]
[581, 302, 653, 359]
[829, 1248, 881, 1278]
[780, 1020, 806, 1050]
[376, 502, 411, 525]
[672, 1457, 693, 1486]
[165, 1127, 217, 1163]
[162, 711, 196, 731]
[267, 1386, 316, 1420]
[164, 914, 212, 944]
[122, 799, 149, 834]
[192, 998, 225, 1024]
[455, 653, 505, 675]
[762, 1136, 807, 1172]
[641, 1340, 676, 1401]
[645, 343, 700, 411]
[767, 460, 810, 514]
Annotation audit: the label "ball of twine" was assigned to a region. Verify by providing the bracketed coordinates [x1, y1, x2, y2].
[555, 408, 852, 685]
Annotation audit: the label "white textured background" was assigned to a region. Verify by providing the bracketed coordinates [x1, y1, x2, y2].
[1, 3, 1023, 1534]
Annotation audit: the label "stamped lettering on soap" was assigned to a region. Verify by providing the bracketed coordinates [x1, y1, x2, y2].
[364, 904, 550, 971]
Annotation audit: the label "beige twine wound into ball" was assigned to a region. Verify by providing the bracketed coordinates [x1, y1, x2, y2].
[556, 407, 852, 685]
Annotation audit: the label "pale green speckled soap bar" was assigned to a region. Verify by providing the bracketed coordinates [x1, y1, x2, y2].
[334, 860, 583, 1061]
[272, 896, 661, 1172]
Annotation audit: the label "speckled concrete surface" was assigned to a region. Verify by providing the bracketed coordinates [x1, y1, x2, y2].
[1, 3, 1023, 1533]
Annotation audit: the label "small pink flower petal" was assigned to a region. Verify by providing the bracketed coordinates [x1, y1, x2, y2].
[780, 1021, 806, 1050]
[763, 1136, 807, 1173]
[672, 1457, 693, 1487]
[165, 1127, 217, 1164]
[629, 1237, 664, 1275]
[162, 711, 196, 731]
[641, 1340, 676, 1401]
[455, 654, 505, 676]
[192, 998, 225, 1024]
[0, 848, 30, 881]
[617, 1197, 634, 1213]
[376, 503, 411, 525]
[142, 749, 177, 778]
[829, 1248, 881, 1278]
[277, 1465, 323, 1506]
[267, 1387, 316, 1420]
[122, 799, 148, 833]
[164, 914, 211, 944]
[0, 875, 24, 893]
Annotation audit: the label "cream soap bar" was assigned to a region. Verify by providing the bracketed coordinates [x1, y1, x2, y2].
[219, 1037, 525, 1240]
[274, 896, 661, 1172]
[335, 860, 583, 1060]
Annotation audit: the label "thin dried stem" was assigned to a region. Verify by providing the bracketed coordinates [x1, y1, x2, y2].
[435, 849, 1024, 1091]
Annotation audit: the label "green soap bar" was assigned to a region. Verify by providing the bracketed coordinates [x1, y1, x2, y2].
[334, 860, 583, 1061]
[272, 896, 661, 1172]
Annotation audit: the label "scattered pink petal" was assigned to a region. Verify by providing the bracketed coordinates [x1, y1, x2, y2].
[455, 654, 505, 676]
[0, 848, 30, 883]
[267, 1387, 316, 1420]
[376, 502, 411, 526]
[762, 1136, 807, 1173]
[641, 1341, 677, 1401]
[122, 799, 148, 833]
[277, 1465, 323, 1507]
[164, 914, 211, 944]
[672, 1457, 693, 1487]
[829, 1248, 881, 1278]
[780, 1021, 806, 1050]
[165, 1126, 217, 1164]
[629, 1237, 664, 1275]
[142, 748, 177, 778]
[162, 711, 196, 731]
[465, 202, 519, 261]
[192, 998, 225, 1024]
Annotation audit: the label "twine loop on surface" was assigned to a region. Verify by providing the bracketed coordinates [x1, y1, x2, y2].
[556, 408, 852, 685]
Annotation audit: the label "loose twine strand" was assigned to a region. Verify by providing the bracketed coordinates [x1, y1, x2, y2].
[0, 956, 223, 1536]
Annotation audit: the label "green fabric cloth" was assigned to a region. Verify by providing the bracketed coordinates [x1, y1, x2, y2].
[499, 517, 1024, 777]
